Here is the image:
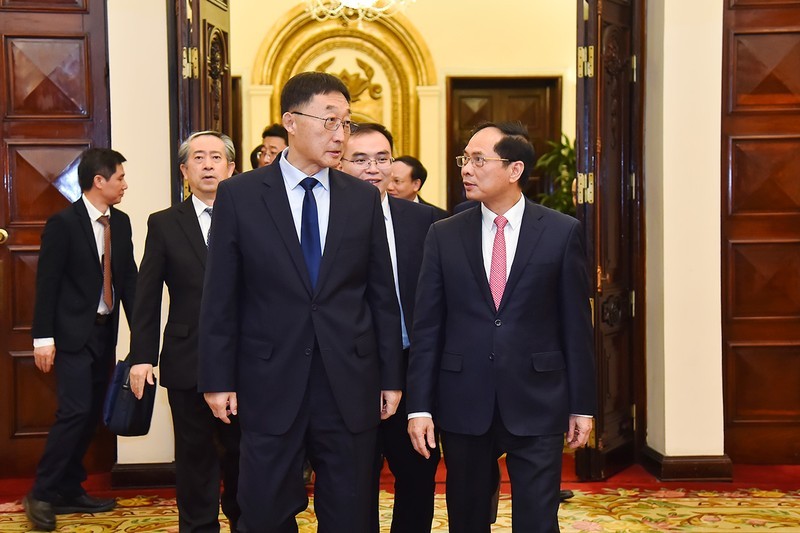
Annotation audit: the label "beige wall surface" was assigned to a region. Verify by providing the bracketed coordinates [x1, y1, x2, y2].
[103, 1, 726, 465]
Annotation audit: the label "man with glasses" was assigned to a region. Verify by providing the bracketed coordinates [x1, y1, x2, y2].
[340, 123, 440, 533]
[406, 122, 596, 532]
[198, 72, 403, 533]
[388, 155, 448, 220]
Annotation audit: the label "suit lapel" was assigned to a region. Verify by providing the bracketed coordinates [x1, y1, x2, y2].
[175, 197, 207, 268]
[261, 166, 314, 296]
[73, 200, 101, 272]
[316, 170, 350, 294]
[499, 199, 546, 312]
[461, 207, 496, 313]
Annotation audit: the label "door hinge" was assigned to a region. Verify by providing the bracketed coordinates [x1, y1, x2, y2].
[631, 54, 637, 83]
[577, 46, 594, 78]
[576, 172, 595, 205]
[630, 290, 635, 318]
[182, 46, 199, 79]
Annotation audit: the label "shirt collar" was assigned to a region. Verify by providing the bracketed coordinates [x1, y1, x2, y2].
[191, 194, 212, 217]
[81, 194, 109, 221]
[381, 193, 391, 221]
[480, 193, 525, 231]
[278, 147, 330, 192]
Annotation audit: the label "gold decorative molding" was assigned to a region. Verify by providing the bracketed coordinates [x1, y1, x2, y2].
[251, 4, 436, 157]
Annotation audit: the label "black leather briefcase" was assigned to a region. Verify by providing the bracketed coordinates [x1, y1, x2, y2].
[103, 359, 157, 436]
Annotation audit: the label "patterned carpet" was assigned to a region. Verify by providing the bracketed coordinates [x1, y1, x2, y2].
[2, 488, 800, 532]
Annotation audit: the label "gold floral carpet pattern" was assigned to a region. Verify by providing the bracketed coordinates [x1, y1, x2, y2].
[1, 488, 799, 532]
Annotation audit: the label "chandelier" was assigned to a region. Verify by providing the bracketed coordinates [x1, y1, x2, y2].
[306, 0, 415, 24]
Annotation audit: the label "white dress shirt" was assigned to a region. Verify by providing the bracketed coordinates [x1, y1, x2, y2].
[33, 195, 111, 348]
[278, 148, 330, 252]
[382, 195, 410, 350]
[480, 194, 525, 284]
[191, 194, 213, 245]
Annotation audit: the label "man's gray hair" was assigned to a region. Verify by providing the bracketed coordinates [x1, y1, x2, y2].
[178, 130, 235, 165]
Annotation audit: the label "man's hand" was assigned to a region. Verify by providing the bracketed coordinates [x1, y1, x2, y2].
[129, 363, 155, 400]
[566, 415, 593, 449]
[380, 389, 402, 420]
[33, 345, 56, 373]
[204, 392, 238, 424]
[408, 417, 436, 459]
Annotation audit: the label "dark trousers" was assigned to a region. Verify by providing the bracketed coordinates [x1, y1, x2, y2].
[32, 322, 113, 502]
[371, 396, 440, 533]
[238, 353, 377, 533]
[441, 410, 563, 533]
[168, 388, 241, 533]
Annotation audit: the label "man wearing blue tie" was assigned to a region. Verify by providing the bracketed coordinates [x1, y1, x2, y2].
[198, 72, 403, 533]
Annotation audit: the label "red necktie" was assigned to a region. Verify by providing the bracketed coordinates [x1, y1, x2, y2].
[489, 215, 508, 311]
[97, 215, 113, 310]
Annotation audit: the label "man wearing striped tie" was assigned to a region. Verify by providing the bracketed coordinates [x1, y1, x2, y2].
[128, 131, 239, 532]
[406, 122, 596, 533]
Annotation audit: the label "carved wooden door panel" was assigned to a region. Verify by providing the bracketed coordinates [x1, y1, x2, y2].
[722, 2, 800, 464]
[575, 0, 644, 480]
[0, 0, 113, 477]
[447, 78, 562, 211]
[172, 0, 231, 201]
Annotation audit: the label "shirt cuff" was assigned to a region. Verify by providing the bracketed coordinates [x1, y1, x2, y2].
[571, 414, 593, 418]
[407, 411, 432, 420]
[33, 338, 55, 348]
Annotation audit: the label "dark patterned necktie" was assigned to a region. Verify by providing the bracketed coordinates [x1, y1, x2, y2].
[204, 207, 213, 246]
[300, 177, 321, 288]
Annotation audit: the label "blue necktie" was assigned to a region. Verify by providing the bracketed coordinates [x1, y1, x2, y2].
[300, 177, 321, 289]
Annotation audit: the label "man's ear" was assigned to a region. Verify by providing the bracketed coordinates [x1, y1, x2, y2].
[282, 112, 296, 135]
[508, 161, 525, 184]
[412, 179, 422, 193]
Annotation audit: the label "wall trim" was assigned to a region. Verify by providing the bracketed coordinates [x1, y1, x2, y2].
[641, 446, 733, 481]
[111, 462, 176, 489]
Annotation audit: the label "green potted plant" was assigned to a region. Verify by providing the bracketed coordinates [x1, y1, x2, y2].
[535, 134, 576, 217]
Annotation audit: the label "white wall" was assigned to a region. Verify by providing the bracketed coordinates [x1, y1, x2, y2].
[108, 0, 175, 463]
[644, 0, 724, 456]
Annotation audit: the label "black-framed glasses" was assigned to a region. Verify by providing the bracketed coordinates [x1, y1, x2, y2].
[290, 111, 356, 133]
[455, 155, 510, 168]
[341, 156, 394, 169]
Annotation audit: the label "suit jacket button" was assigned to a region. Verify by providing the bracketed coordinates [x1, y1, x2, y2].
[494, 319, 502, 327]
[489, 352, 495, 361]
[311, 304, 318, 311]
[304, 348, 312, 356]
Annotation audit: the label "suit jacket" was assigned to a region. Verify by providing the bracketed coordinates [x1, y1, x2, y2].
[417, 195, 448, 221]
[129, 197, 208, 390]
[407, 198, 596, 437]
[197, 163, 403, 435]
[387, 196, 438, 340]
[32, 199, 137, 352]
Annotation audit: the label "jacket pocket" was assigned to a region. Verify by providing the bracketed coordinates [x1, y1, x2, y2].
[440, 352, 462, 372]
[531, 351, 565, 372]
[164, 322, 189, 338]
[354, 330, 377, 358]
[241, 335, 274, 361]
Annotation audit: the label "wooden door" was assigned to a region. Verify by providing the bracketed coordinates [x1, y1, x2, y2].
[447, 78, 562, 211]
[0, 0, 113, 478]
[170, 0, 232, 202]
[574, 0, 645, 480]
[722, 1, 800, 464]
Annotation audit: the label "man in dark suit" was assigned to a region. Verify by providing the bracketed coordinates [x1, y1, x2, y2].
[407, 122, 596, 532]
[25, 148, 138, 532]
[388, 155, 448, 220]
[198, 72, 403, 533]
[340, 123, 440, 533]
[128, 131, 239, 532]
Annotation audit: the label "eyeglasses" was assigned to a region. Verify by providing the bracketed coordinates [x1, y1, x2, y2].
[290, 111, 357, 133]
[455, 155, 510, 168]
[341, 157, 394, 169]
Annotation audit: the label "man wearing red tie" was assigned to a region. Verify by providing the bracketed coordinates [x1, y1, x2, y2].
[407, 122, 596, 532]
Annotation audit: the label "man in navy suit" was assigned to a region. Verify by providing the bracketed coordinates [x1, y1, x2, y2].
[340, 123, 440, 532]
[407, 122, 596, 532]
[26, 148, 138, 531]
[198, 72, 403, 533]
[129, 131, 240, 532]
